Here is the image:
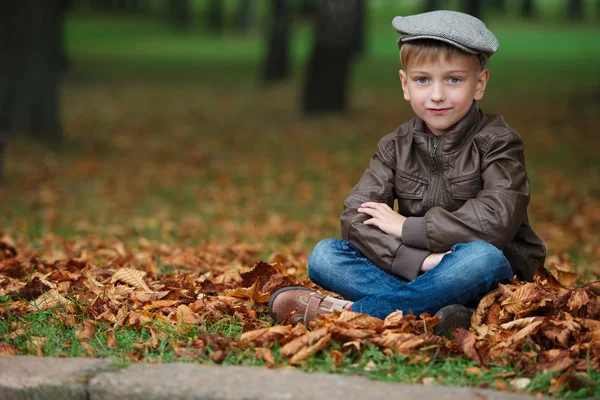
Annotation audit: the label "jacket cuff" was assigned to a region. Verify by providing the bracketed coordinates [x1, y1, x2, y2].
[391, 245, 431, 281]
[402, 217, 430, 250]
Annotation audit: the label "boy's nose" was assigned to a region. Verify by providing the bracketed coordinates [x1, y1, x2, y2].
[430, 83, 446, 102]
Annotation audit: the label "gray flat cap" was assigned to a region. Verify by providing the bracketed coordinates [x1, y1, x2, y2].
[392, 10, 499, 55]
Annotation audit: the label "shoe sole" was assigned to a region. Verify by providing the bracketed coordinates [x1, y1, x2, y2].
[268, 286, 315, 323]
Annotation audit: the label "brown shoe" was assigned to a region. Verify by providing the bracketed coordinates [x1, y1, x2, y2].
[268, 286, 353, 325]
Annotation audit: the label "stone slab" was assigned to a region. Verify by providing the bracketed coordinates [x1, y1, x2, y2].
[0, 356, 113, 400]
[89, 363, 543, 400]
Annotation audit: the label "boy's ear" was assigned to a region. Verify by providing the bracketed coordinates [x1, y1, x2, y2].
[399, 70, 410, 101]
[474, 68, 489, 101]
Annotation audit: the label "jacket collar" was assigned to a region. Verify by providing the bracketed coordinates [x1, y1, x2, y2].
[412, 101, 483, 151]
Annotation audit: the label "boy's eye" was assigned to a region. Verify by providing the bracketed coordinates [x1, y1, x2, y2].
[448, 77, 461, 84]
[416, 77, 429, 84]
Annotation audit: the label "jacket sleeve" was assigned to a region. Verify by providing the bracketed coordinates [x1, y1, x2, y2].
[402, 131, 530, 253]
[340, 136, 431, 281]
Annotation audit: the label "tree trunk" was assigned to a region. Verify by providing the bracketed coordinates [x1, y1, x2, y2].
[0, 138, 5, 183]
[0, 0, 66, 144]
[522, 0, 535, 18]
[262, 0, 292, 82]
[464, 0, 483, 19]
[351, 0, 366, 56]
[424, 0, 443, 12]
[236, 0, 256, 33]
[567, 0, 584, 20]
[206, 0, 224, 34]
[302, 0, 361, 115]
[487, 0, 506, 12]
[169, 0, 191, 30]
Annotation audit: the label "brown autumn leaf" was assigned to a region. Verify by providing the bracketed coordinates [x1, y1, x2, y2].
[533, 262, 566, 290]
[549, 373, 590, 394]
[80, 341, 95, 357]
[492, 317, 545, 351]
[76, 321, 96, 340]
[500, 283, 545, 315]
[329, 349, 345, 367]
[280, 327, 329, 357]
[288, 333, 331, 365]
[567, 288, 590, 313]
[0, 342, 18, 356]
[239, 325, 292, 347]
[224, 279, 270, 304]
[335, 310, 385, 331]
[541, 318, 581, 347]
[464, 366, 483, 376]
[106, 329, 118, 349]
[472, 288, 502, 327]
[255, 347, 276, 367]
[261, 273, 297, 295]
[539, 349, 575, 373]
[17, 276, 51, 300]
[29, 289, 71, 311]
[150, 328, 160, 349]
[111, 268, 151, 291]
[240, 261, 286, 290]
[552, 264, 580, 287]
[383, 310, 404, 328]
[453, 328, 483, 364]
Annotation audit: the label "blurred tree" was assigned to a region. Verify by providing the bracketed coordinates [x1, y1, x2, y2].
[298, 0, 318, 18]
[464, 0, 483, 19]
[0, 0, 68, 146]
[352, 0, 367, 56]
[487, 0, 506, 12]
[0, 139, 4, 183]
[302, 0, 362, 114]
[262, 0, 292, 82]
[567, 0, 584, 20]
[522, 0, 535, 18]
[236, 0, 256, 33]
[206, 0, 224, 34]
[424, 0, 444, 11]
[169, 0, 191, 30]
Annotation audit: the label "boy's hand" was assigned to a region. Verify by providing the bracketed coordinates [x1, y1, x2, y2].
[358, 202, 407, 237]
[421, 251, 451, 272]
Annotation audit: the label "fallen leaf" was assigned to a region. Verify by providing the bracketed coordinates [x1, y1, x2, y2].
[106, 330, 118, 349]
[111, 268, 151, 291]
[509, 377, 531, 390]
[465, 366, 483, 376]
[364, 359, 377, 372]
[76, 321, 96, 340]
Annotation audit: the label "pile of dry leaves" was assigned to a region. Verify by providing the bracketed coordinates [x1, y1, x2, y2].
[0, 233, 598, 393]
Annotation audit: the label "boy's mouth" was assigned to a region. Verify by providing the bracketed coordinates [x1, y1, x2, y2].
[427, 108, 451, 115]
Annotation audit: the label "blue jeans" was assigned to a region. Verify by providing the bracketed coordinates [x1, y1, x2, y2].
[308, 239, 513, 320]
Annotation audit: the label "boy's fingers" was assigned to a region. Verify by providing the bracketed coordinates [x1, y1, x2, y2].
[358, 207, 378, 216]
[363, 218, 378, 226]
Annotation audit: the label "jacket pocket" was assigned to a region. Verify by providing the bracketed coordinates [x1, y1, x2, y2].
[394, 170, 428, 199]
[448, 172, 483, 200]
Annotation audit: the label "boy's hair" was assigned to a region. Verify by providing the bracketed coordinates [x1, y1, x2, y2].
[400, 40, 489, 71]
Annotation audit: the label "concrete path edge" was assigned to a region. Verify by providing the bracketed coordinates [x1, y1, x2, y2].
[0, 356, 547, 400]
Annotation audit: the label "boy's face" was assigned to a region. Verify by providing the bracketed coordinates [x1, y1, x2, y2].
[399, 53, 489, 135]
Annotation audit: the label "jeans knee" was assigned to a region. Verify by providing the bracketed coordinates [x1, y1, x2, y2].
[308, 238, 338, 282]
[459, 241, 512, 282]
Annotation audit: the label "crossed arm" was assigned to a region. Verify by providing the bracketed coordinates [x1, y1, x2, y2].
[357, 202, 448, 272]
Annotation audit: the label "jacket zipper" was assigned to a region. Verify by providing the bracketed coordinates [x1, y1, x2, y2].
[431, 137, 441, 206]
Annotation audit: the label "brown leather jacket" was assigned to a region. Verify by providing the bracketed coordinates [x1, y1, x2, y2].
[340, 102, 546, 282]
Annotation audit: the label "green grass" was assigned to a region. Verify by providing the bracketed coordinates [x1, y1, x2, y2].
[2, 303, 598, 398]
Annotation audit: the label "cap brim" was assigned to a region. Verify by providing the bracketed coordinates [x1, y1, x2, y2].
[397, 35, 479, 54]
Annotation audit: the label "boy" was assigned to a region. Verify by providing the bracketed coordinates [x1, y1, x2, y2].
[268, 10, 546, 336]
